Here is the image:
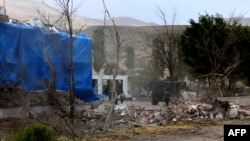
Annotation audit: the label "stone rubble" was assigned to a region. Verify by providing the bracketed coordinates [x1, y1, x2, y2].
[82, 98, 250, 128]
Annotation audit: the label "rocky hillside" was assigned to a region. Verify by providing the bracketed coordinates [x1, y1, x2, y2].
[1, 0, 188, 71]
[83, 25, 187, 70]
[3, 0, 155, 27]
[12, 0, 250, 71]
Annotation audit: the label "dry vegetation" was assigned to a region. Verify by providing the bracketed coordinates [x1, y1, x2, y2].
[83, 25, 187, 70]
[4, 0, 188, 70]
[3, 1, 250, 141]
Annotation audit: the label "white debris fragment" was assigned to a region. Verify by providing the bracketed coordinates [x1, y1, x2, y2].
[180, 90, 197, 100]
[215, 112, 224, 119]
[154, 112, 162, 121]
[172, 118, 177, 122]
[228, 103, 239, 119]
[115, 103, 127, 110]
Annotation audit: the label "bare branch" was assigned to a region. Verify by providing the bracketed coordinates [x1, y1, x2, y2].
[102, 0, 125, 129]
[228, 8, 248, 25]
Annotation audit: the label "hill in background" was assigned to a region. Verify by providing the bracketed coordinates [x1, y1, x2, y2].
[3, 0, 250, 71]
[3, 0, 156, 27]
[83, 25, 187, 70]
[3, 0, 185, 70]
[4, 0, 250, 27]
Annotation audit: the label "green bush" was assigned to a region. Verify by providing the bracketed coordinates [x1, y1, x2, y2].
[12, 123, 55, 141]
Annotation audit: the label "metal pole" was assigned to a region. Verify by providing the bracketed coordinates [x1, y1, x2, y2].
[3, 0, 6, 18]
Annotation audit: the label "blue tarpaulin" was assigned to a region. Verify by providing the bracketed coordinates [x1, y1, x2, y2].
[0, 22, 99, 102]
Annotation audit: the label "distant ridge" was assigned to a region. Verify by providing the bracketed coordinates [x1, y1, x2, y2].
[232, 18, 250, 26]
[105, 17, 158, 26]
[222, 18, 250, 26]
[3, 0, 157, 27]
[5, 0, 250, 27]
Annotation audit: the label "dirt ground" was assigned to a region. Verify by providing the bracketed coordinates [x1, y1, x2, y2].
[119, 100, 250, 141]
[0, 91, 250, 141]
[1, 112, 249, 141]
[118, 119, 250, 141]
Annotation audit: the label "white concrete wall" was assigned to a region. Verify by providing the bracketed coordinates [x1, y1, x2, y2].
[93, 75, 129, 96]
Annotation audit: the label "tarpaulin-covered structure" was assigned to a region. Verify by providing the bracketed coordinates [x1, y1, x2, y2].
[0, 21, 98, 102]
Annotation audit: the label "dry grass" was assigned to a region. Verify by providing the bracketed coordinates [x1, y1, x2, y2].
[79, 119, 245, 141]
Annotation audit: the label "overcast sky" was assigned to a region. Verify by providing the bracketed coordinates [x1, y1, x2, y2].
[42, 0, 250, 25]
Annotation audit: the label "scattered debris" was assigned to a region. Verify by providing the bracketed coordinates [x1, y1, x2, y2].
[228, 103, 239, 119]
[80, 98, 250, 129]
[0, 7, 59, 32]
[26, 18, 59, 32]
[180, 90, 197, 100]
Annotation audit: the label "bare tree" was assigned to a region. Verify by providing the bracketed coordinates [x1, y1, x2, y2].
[102, 0, 125, 128]
[52, 0, 80, 121]
[150, 7, 182, 97]
[35, 0, 82, 121]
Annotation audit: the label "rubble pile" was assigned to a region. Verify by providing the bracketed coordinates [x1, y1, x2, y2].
[115, 103, 163, 126]
[162, 100, 212, 122]
[82, 98, 250, 129]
